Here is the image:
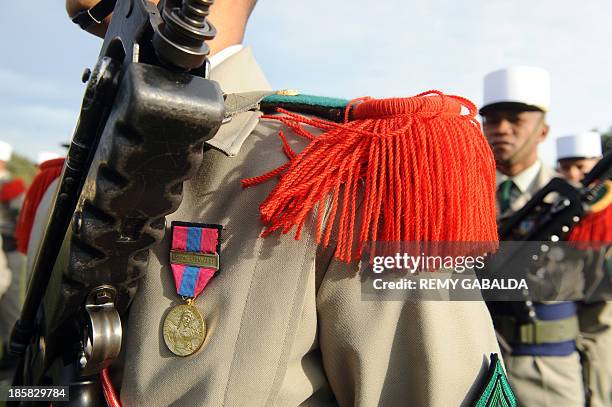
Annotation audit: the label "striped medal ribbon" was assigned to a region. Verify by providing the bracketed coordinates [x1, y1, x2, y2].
[163, 221, 222, 356]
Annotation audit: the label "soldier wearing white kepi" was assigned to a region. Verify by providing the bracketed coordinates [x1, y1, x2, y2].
[556, 132, 612, 407]
[556, 131, 603, 183]
[480, 66, 586, 406]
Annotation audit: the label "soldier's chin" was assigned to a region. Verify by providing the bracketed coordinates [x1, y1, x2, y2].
[492, 147, 514, 163]
[493, 153, 512, 165]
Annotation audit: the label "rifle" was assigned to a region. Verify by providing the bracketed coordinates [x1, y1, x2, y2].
[486, 152, 612, 324]
[9, 0, 224, 403]
[499, 150, 612, 242]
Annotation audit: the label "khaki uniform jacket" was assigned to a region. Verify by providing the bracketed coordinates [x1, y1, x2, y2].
[496, 163, 559, 223]
[30, 48, 502, 406]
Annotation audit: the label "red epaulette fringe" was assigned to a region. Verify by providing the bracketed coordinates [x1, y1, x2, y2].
[0, 178, 25, 202]
[15, 157, 65, 254]
[242, 91, 499, 262]
[567, 203, 612, 244]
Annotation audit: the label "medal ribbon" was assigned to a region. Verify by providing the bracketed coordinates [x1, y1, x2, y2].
[170, 224, 220, 298]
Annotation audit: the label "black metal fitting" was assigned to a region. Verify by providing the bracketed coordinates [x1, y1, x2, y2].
[153, 0, 217, 71]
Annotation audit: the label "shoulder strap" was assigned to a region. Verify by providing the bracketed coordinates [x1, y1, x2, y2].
[223, 91, 350, 122]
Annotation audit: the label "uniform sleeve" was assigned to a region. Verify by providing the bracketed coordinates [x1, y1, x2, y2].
[581, 246, 612, 302]
[316, 257, 502, 407]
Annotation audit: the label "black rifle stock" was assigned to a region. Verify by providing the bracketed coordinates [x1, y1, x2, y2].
[9, 0, 224, 402]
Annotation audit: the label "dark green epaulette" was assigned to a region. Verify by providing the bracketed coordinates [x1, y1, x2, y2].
[224, 90, 350, 123]
[261, 91, 350, 122]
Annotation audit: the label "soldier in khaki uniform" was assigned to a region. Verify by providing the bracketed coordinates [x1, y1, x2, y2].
[556, 132, 612, 407]
[480, 66, 585, 406]
[0, 141, 25, 370]
[35, 0, 509, 405]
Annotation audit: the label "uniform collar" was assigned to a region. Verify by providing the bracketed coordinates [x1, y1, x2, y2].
[496, 160, 542, 194]
[208, 45, 244, 71]
[205, 47, 272, 156]
[208, 46, 271, 94]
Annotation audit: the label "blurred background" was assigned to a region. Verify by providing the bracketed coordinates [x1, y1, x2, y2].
[1, 0, 611, 182]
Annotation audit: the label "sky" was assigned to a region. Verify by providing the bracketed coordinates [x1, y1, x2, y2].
[1, 1, 611, 165]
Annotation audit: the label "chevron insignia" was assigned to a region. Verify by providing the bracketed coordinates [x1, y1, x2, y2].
[473, 354, 517, 407]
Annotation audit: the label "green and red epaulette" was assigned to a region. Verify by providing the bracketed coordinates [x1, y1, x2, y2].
[242, 90, 500, 262]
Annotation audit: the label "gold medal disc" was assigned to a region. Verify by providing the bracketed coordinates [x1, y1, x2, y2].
[163, 304, 206, 356]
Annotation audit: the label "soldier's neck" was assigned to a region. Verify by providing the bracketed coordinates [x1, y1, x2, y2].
[497, 157, 538, 177]
[207, 5, 249, 56]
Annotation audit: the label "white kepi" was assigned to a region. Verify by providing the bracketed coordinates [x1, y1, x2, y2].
[0, 141, 13, 162]
[556, 132, 602, 160]
[480, 66, 551, 114]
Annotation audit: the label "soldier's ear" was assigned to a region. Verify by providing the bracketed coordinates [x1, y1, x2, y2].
[538, 120, 550, 143]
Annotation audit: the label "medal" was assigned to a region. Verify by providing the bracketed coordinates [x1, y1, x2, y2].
[163, 301, 206, 356]
[163, 222, 222, 356]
